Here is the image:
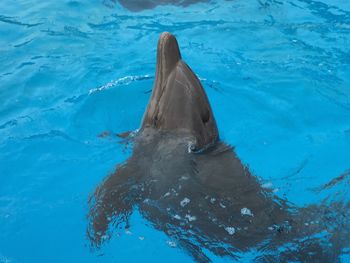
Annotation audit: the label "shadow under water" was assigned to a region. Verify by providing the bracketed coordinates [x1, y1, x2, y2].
[106, 0, 210, 11]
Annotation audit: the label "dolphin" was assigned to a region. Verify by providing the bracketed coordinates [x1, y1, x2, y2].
[111, 0, 208, 12]
[87, 32, 350, 262]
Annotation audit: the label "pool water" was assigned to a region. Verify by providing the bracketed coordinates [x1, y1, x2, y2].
[1, 0, 350, 262]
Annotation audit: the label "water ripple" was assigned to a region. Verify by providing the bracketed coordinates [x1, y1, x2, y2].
[88, 74, 153, 94]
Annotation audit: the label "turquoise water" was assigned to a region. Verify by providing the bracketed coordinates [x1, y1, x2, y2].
[1, 0, 350, 262]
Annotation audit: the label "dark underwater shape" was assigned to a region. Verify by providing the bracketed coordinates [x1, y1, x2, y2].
[111, 0, 209, 11]
[87, 32, 350, 262]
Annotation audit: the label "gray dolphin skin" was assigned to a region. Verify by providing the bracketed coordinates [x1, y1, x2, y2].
[88, 33, 349, 262]
[114, 0, 208, 11]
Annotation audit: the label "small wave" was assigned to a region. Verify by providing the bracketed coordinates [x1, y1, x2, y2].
[0, 15, 42, 28]
[16, 61, 35, 69]
[22, 130, 80, 144]
[0, 115, 33, 130]
[198, 75, 223, 92]
[0, 254, 13, 263]
[88, 20, 119, 30]
[0, 120, 17, 130]
[64, 26, 89, 38]
[314, 169, 350, 192]
[88, 74, 153, 94]
[13, 39, 34, 48]
[64, 94, 87, 104]
[41, 26, 89, 38]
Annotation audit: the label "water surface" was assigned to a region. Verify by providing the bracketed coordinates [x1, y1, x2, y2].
[1, 0, 350, 262]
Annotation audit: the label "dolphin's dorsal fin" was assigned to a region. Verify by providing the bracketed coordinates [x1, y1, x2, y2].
[141, 32, 218, 150]
[155, 32, 181, 91]
[142, 32, 181, 127]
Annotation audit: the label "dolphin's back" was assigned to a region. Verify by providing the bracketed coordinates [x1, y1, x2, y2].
[88, 131, 290, 255]
[88, 130, 343, 262]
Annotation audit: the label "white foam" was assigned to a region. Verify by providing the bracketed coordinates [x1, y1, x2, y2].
[180, 197, 190, 207]
[241, 207, 254, 217]
[174, 214, 181, 220]
[225, 227, 236, 235]
[88, 74, 152, 94]
[166, 240, 177, 248]
[219, 202, 226, 208]
[262, 182, 273, 189]
[185, 214, 197, 222]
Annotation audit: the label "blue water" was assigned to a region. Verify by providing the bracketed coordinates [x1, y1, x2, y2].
[1, 0, 350, 262]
